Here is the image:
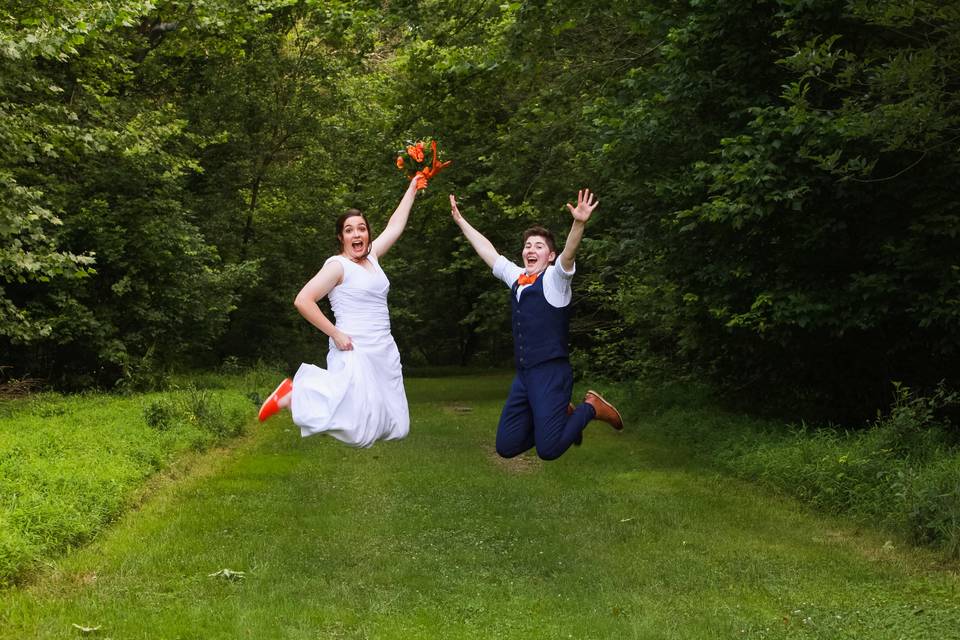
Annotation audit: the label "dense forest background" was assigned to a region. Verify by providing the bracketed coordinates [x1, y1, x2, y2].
[3, 0, 959, 422]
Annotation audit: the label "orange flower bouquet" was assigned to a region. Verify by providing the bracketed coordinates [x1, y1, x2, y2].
[395, 139, 452, 190]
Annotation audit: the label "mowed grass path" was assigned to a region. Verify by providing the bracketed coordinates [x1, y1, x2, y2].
[2, 373, 958, 639]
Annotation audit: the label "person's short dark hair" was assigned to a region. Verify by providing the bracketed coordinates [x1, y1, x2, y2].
[521, 225, 557, 256]
[336, 209, 373, 251]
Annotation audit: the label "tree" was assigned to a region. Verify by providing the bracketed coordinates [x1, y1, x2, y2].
[1, 1, 247, 386]
[588, 0, 960, 418]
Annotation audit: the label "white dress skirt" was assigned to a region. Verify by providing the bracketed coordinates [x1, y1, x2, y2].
[290, 254, 409, 447]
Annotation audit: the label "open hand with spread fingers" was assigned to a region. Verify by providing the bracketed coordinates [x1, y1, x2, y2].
[566, 188, 599, 223]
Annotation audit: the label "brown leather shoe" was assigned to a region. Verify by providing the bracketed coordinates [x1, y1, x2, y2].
[584, 390, 624, 430]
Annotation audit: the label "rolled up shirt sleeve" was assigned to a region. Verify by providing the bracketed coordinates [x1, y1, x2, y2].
[493, 255, 524, 288]
[543, 260, 574, 307]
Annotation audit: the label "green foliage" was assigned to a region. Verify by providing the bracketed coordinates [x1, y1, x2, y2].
[583, 0, 960, 416]
[142, 397, 175, 430]
[643, 380, 960, 558]
[874, 382, 959, 457]
[1, 1, 250, 384]
[0, 2, 105, 342]
[3, 0, 959, 424]
[0, 376, 252, 585]
[899, 457, 960, 557]
[116, 346, 169, 393]
[179, 386, 246, 443]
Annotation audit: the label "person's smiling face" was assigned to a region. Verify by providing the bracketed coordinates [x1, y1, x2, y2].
[522, 235, 556, 274]
[339, 215, 370, 260]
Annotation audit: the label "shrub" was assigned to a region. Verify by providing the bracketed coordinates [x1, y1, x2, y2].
[896, 459, 960, 557]
[116, 347, 170, 393]
[179, 387, 246, 443]
[143, 398, 177, 431]
[874, 382, 958, 458]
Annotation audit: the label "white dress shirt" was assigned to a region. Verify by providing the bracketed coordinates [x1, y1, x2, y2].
[492, 255, 575, 307]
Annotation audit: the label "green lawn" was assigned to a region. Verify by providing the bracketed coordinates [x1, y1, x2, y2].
[1, 372, 958, 639]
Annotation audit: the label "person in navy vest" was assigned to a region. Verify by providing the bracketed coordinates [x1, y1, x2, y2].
[449, 189, 624, 460]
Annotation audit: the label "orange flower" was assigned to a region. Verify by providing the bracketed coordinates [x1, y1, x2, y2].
[425, 140, 452, 177]
[395, 139, 451, 188]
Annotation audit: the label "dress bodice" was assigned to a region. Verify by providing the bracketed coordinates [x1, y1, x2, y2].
[325, 254, 391, 336]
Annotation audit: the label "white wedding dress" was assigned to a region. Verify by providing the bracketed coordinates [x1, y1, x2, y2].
[290, 253, 409, 447]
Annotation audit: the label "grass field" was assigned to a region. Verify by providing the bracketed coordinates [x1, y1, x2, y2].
[0, 374, 257, 585]
[1, 372, 958, 639]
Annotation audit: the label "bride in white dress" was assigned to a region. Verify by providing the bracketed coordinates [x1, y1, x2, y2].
[258, 176, 420, 447]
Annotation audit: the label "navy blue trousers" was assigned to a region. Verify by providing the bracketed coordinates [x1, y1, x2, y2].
[496, 358, 595, 460]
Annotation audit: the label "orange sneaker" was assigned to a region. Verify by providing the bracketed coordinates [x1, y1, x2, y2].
[584, 390, 624, 431]
[258, 378, 293, 422]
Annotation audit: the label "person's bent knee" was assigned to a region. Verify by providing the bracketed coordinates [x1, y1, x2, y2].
[496, 445, 525, 459]
[536, 446, 563, 461]
[495, 434, 529, 458]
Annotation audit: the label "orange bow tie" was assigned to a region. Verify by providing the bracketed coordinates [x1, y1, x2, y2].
[517, 271, 540, 286]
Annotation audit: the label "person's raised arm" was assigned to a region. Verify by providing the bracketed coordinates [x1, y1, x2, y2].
[371, 175, 420, 258]
[293, 260, 354, 351]
[558, 188, 598, 272]
[450, 194, 499, 269]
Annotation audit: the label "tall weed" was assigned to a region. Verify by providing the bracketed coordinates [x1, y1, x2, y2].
[115, 346, 170, 393]
[180, 386, 245, 446]
[874, 382, 958, 458]
[896, 459, 960, 556]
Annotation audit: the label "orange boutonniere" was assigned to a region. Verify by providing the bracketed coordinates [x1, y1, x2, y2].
[395, 138, 452, 190]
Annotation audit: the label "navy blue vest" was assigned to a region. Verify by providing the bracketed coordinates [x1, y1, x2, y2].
[511, 272, 571, 369]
